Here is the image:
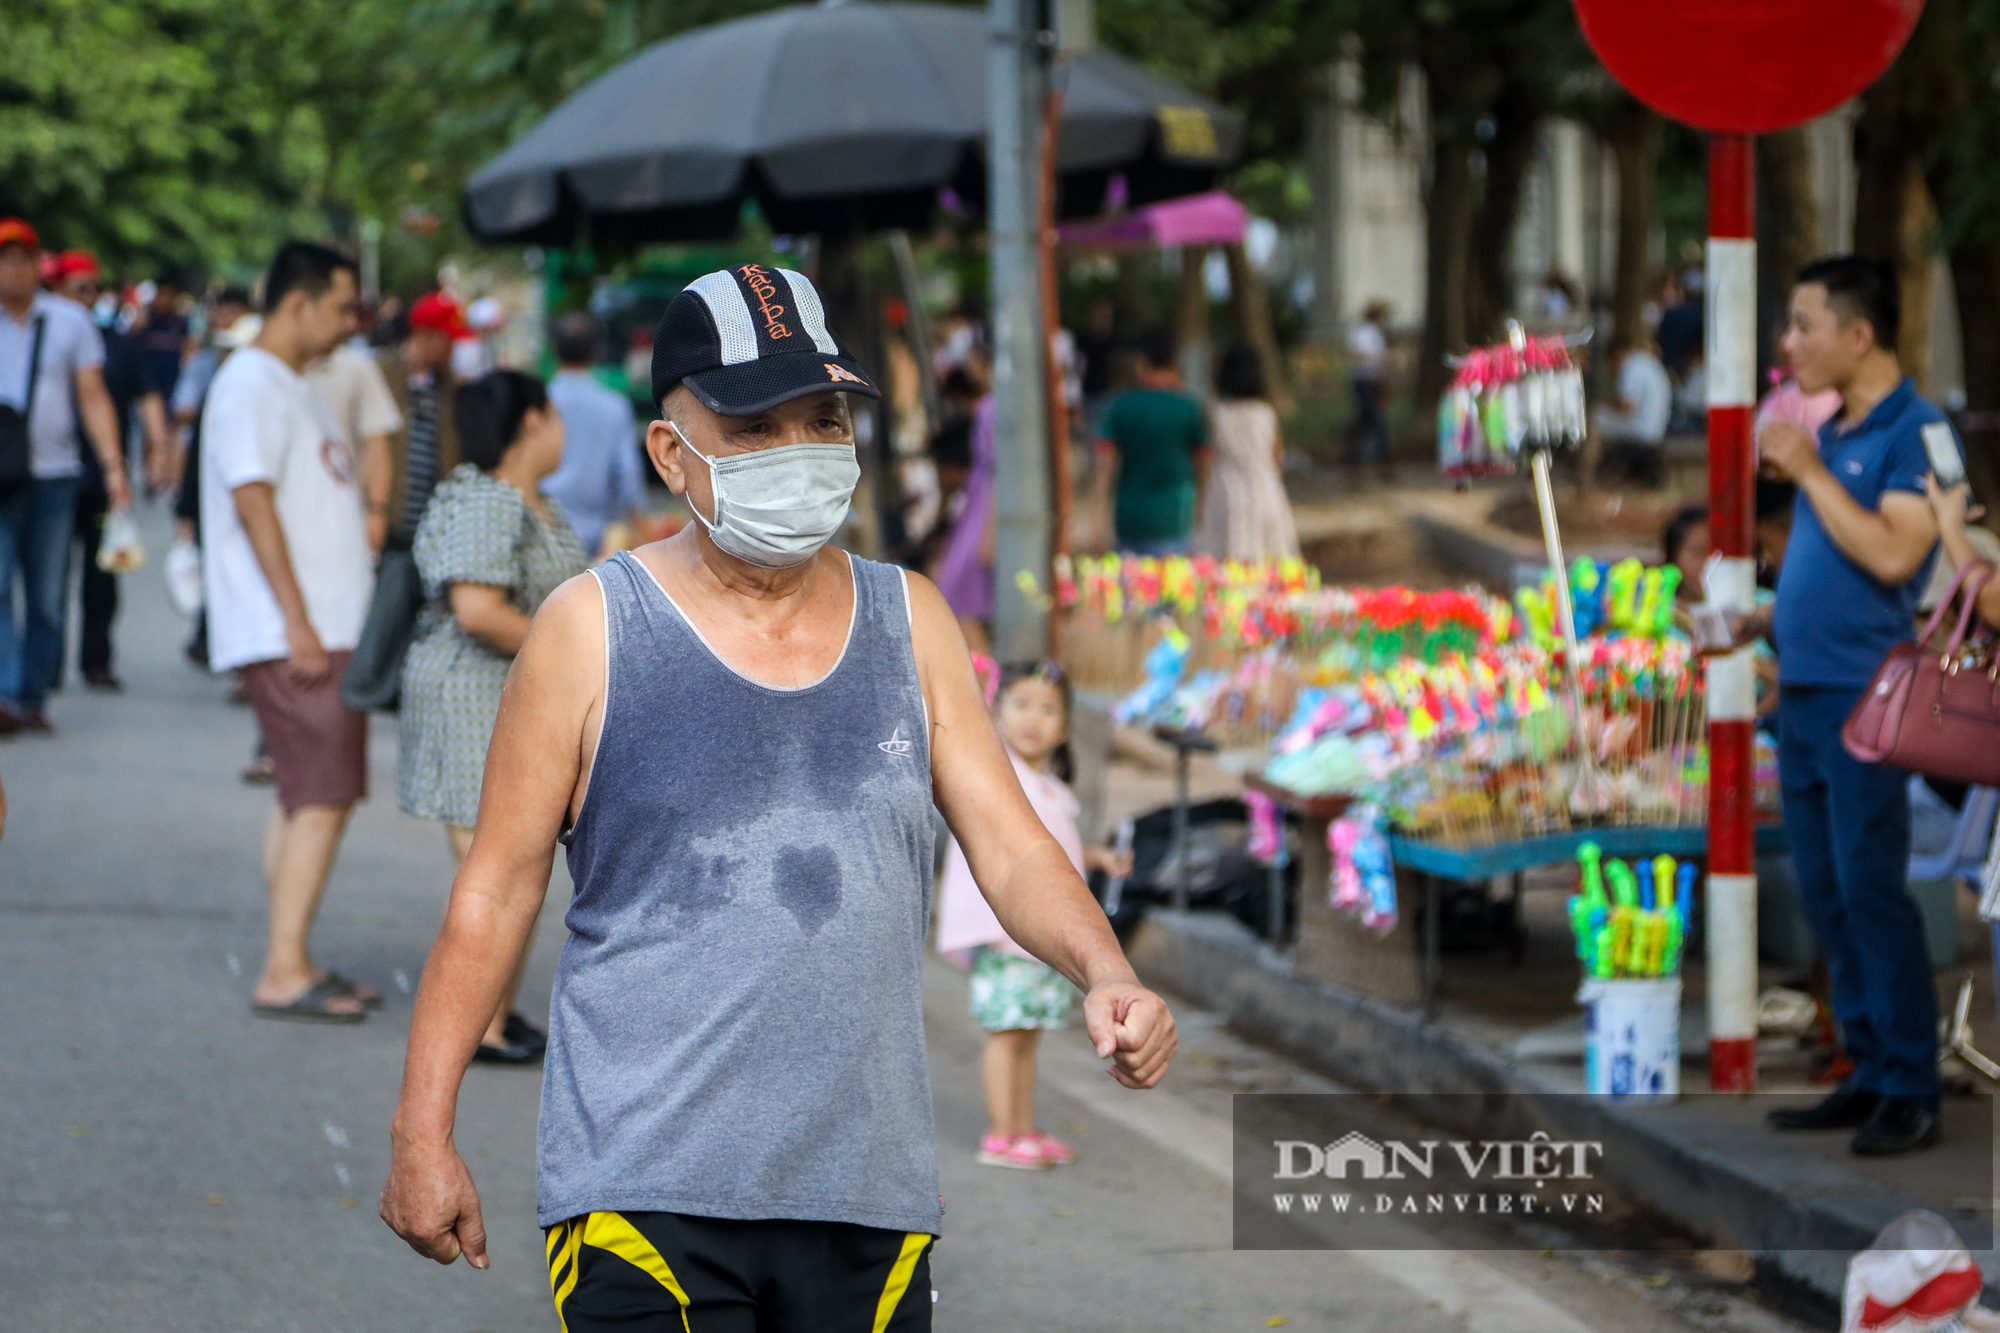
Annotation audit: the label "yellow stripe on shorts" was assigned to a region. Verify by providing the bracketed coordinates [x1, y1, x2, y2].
[872, 1231, 931, 1333]
[546, 1220, 584, 1333]
[580, 1211, 694, 1333]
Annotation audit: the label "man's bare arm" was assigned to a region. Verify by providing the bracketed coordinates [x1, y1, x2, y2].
[913, 572, 1175, 1088]
[232, 481, 329, 682]
[382, 573, 603, 1265]
[74, 367, 130, 509]
[361, 431, 393, 552]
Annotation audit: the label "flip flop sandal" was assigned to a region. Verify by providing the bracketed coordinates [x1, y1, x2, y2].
[325, 971, 384, 1009]
[254, 978, 367, 1024]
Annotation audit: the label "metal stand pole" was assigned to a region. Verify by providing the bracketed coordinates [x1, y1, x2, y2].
[1422, 873, 1440, 1024]
[1704, 133, 1759, 1093]
[1172, 745, 1192, 913]
[1266, 842, 1287, 942]
[987, 0, 1051, 659]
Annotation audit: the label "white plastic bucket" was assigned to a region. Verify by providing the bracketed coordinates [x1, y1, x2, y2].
[1580, 977, 1682, 1100]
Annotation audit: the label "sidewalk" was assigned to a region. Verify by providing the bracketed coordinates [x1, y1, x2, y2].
[1124, 903, 1999, 1309]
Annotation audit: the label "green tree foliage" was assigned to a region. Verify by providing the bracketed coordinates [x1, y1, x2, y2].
[0, 0, 330, 275]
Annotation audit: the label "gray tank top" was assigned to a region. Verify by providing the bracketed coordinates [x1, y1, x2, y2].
[537, 550, 940, 1235]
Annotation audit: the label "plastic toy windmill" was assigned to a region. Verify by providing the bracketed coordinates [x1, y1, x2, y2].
[1443, 319, 1611, 815]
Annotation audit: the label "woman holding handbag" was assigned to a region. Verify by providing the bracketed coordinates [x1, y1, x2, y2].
[397, 370, 588, 1062]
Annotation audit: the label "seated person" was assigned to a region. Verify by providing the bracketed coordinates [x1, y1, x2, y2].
[1586, 338, 1673, 487]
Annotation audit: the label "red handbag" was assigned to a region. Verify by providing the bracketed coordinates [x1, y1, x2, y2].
[1842, 559, 2000, 784]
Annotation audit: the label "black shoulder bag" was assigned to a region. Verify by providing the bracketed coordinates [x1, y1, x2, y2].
[0, 314, 46, 495]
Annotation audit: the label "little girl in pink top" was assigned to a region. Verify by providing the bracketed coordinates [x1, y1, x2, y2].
[936, 661, 1132, 1170]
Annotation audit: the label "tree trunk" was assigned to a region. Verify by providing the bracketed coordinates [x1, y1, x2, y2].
[1757, 127, 1822, 376]
[816, 232, 891, 559]
[1464, 80, 1543, 343]
[1223, 241, 1290, 411]
[1417, 130, 1475, 414]
[1175, 244, 1212, 394]
[1115, 247, 1158, 332]
[1603, 99, 1659, 349]
[1948, 243, 2000, 504]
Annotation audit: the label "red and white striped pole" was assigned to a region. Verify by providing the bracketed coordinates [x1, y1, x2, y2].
[1705, 133, 1759, 1093]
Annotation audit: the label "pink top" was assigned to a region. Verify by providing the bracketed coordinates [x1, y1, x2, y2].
[935, 749, 1084, 958]
[1755, 379, 1841, 437]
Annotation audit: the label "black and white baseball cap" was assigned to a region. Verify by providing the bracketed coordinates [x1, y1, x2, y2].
[651, 263, 881, 415]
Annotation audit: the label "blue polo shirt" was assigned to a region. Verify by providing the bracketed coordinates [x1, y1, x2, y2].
[1772, 377, 1942, 687]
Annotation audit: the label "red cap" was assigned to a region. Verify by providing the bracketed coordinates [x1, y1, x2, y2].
[54, 250, 100, 282]
[408, 291, 468, 339]
[0, 218, 40, 253]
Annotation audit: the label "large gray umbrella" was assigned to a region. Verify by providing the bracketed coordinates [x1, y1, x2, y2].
[463, 1, 1244, 245]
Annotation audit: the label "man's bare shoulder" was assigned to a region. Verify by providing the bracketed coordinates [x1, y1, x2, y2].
[901, 568, 963, 653]
[519, 573, 606, 669]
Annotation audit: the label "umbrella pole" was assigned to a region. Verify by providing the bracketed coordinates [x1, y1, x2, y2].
[1040, 85, 1072, 658]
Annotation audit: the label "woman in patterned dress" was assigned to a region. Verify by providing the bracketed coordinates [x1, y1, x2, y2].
[399, 370, 590, 1062]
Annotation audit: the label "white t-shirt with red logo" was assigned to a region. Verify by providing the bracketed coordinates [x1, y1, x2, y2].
[199, 345, 374, 672]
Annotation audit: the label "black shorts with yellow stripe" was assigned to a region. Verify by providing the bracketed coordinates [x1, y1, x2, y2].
[545, 1210, 935, 1333]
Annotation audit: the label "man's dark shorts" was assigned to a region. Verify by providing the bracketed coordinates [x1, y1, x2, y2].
[546, 1211, 934, 1332]
[239, 650, 367, 812]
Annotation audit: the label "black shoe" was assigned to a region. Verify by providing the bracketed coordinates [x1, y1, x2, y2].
[1850, 1098, 1942, 1156]
[82, 668, 122, 692]
[471, 1036, 541, 1065]
[503, 1012, 548, 1055]
[1767, 1084, 1880, 1130]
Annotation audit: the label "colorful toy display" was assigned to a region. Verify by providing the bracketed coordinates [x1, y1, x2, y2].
[1329, 803, 1397, 934]
[1565, 841, 1691, 979]
[1437, 331, 1587, 480]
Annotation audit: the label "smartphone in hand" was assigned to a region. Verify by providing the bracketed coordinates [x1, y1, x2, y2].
[1924, 421, 1968, 490]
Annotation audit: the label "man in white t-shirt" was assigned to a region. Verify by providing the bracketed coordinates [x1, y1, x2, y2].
[306, 342, 401, 552]
[1586, 338, 1675, 487]
[200, 241, 378, 1023]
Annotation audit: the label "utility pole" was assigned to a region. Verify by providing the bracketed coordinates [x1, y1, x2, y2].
[988, 0, 1051, 659]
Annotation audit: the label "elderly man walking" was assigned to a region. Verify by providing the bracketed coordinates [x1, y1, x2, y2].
[382, 265, 1177, 1328]
[542, 310, 646, 556]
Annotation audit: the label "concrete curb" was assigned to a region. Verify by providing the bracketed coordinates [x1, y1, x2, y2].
[1125, 910, 1990, 1307]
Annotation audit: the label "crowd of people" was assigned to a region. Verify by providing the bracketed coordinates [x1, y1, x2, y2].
[0, 204, 1979, 1331]
[918, 309, 1299, 654]
[0, 229, 1177, 1324]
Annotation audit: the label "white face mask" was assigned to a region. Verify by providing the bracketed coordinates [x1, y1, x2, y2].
[672, 423, 860, 569]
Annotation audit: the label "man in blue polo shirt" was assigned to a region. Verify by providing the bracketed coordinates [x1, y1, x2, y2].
[1742, 256, 1943, 1155]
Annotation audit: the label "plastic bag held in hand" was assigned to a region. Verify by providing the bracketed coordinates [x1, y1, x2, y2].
[1842, 1210, 1997, 1332]
[164, 537, 203, 616]
[96, 510, 146, 575]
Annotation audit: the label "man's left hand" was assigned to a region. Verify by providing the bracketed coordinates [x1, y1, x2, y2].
[1083, 980, 1177, 1089]
[1758, 419, 1821, 482]
[104, 469, 131, 511]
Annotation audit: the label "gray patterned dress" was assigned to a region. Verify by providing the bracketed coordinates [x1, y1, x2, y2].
[398, 464, 589, 826]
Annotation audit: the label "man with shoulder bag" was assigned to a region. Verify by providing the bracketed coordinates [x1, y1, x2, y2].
[0, 219, 132, 735]
[341, 292, 463, 712]
[1735, 256, 1946, 1156]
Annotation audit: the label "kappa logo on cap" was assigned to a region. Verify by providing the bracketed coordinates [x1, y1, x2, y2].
[825, 362, 868, 386]
[735, 264, 793, 342]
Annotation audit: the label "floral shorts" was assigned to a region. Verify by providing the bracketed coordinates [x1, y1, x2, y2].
[969, 946, 1075, 1032]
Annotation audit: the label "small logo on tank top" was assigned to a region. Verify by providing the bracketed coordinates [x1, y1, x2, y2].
[878, 725, 914, 756]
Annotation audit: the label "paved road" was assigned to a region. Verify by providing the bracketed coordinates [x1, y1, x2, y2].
[0, 509, 1815, 1331]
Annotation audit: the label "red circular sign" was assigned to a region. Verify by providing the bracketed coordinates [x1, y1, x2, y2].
[1574, 0, 1923, 133]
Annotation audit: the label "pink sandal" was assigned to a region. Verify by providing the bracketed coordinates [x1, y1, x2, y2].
[976, 1133, 1048, 1170]
[1025, 1131, 1074, 1166]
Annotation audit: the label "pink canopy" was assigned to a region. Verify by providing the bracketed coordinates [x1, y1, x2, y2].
[1055, 189, 1248, 249]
